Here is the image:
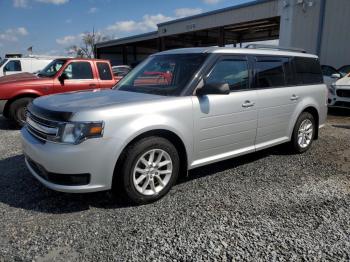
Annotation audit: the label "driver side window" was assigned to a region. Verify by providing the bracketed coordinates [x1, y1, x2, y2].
[63, 62, 93, 80]
[206, 59, 249, 90]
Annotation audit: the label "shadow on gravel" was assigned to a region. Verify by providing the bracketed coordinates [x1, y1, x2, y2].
[181, 145, 286, 184]
[332, 124, 350, 130]
[328, 107, 350, 117]
[0, 145, 290, 214]
[0, 116, 18, 130]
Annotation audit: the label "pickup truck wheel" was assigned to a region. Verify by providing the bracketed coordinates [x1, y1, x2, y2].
[290, 112, 315, 153]
[9, 97, 33, 127]
[115, 136, 180, 204]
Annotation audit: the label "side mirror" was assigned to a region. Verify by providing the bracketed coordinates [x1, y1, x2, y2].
[196, 82, 230, 96]
[58, 73, 68, 84]
[331, 73, 341, 79]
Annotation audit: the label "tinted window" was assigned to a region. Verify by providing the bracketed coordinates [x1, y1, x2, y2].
[63, 62, 93, 80]
[294, 57, 323, 84]
[338, 65, 350, 76]
[5, 60, 22, 71]
[97, 62, 112, 80]
[255, 57, 288, 88]
[321, 65, 338, 77]
[206, 59, 249, 90]
[113, 67, 130, 77]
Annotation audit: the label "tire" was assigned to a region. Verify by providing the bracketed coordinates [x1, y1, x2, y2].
[9, 97, 33, 127]
[114, 136, 180, 204]
[290, 112, 316, 153]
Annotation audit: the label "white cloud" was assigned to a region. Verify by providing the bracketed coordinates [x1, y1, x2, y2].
[107, 14, 173, 33]
[35, 0, 69, 4]
[88, 7, 98, 14]
[56, 35, 80, 45]
[175, 8, 203, 17]
[13, 0, 28, 8]
[0, 27, 29, 42]
[65, 19, 72, 23]
[202, 0, 222, 4]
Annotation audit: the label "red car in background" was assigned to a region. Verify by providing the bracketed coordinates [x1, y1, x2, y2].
[0, 58, 118, 126]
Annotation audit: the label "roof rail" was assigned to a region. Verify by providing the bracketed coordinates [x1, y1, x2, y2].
[245, 44, 306, 53]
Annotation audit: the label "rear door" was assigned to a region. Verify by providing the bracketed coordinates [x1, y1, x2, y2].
[253, 56, 298, 150]
[96, 62, 116, 89]
[191, 55, 258, 167]
[53, 61, 99, 93]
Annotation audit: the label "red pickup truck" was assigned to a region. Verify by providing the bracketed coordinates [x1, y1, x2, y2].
[0, 58, 119, 126]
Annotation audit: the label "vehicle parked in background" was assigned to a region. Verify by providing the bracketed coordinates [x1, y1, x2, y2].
[328, 73, 350, 108]
[0, 56, 55, 77]
[338, 65, 350, 77]
[0, 58, 117, 126]
[322, 65, 341, 89]
[112, 65, 131, 82]
[21, 47, 327, 204]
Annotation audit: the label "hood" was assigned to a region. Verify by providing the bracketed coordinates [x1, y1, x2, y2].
[32, 89, 164, 114]
[335, 75, 350, 86]
[0, 72, 41, 84]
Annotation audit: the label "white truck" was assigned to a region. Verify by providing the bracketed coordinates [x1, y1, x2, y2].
[0, 56, 56, 77]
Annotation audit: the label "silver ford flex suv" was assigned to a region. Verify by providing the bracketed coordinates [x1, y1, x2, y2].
[21, 47, 327, 204]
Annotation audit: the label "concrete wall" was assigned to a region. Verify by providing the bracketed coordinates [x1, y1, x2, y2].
[279, 0, 350, 67]
[320, 0, 350, 67]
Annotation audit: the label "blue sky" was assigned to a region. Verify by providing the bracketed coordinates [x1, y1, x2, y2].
[0, 0, 253, 58]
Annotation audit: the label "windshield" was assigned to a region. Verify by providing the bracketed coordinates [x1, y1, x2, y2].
[0, 59, 8, 68]
[115, 54, 208, 96]
[38, 59, 66, 77]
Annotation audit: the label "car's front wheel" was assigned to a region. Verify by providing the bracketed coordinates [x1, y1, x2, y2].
[9, 97, 33, 127]
[290, 112, 316, 153]
[115, 136, 180, 204]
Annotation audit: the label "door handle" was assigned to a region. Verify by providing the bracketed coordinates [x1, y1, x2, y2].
[290, 94, 299, 101]
[242, 100, 255, 108]
[89, 84, 97, 87]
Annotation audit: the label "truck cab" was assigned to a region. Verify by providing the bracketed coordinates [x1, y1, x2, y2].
[0, 58, 118, 126]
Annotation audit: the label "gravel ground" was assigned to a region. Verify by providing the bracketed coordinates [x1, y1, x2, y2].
[0, 110, 350, 261]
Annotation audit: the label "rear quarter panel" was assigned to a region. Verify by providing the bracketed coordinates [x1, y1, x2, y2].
[288, 83, 327, 137]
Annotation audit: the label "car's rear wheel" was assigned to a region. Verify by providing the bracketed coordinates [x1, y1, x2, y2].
[115, 136, 180, 204]
[290, 112, 316, 153]
[9, 97, 33, 127]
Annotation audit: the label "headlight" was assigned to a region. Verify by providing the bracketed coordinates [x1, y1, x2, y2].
[59, 122, 104, 144]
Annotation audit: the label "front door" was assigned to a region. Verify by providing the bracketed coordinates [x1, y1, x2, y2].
[54, 61, 99, 93]
[191, 56, 258, 168]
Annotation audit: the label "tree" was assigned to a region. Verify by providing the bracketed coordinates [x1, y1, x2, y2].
[67, 31, 110, 58]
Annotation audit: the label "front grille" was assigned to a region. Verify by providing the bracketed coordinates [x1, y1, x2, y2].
[26, 112, 60, 142]
[336, 89, 350, 98]
[26, 157, 91, 186]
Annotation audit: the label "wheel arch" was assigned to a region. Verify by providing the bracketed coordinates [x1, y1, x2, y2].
[295, 106, 320, 140]
[3, 93, 40, 118]
[112, 129, 189, 187]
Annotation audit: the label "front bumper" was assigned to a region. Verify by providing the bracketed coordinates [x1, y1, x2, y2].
[0, 100, 7, 115]
[328, 86, 350, 108]
[21, 127, 117, 193]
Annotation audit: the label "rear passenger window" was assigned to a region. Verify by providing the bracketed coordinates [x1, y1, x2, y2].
[293, 57, 323, 85]
[206, 59, 249, 90]
[97, 62, 112, 80]
[255, 57, 288, 88]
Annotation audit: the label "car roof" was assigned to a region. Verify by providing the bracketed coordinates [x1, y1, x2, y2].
[155, 47, 318, 59]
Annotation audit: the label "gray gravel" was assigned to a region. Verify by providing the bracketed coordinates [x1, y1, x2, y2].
[0, 111, 350, 261]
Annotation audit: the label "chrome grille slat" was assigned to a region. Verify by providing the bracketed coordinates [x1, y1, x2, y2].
[26, 112, 60, 142]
